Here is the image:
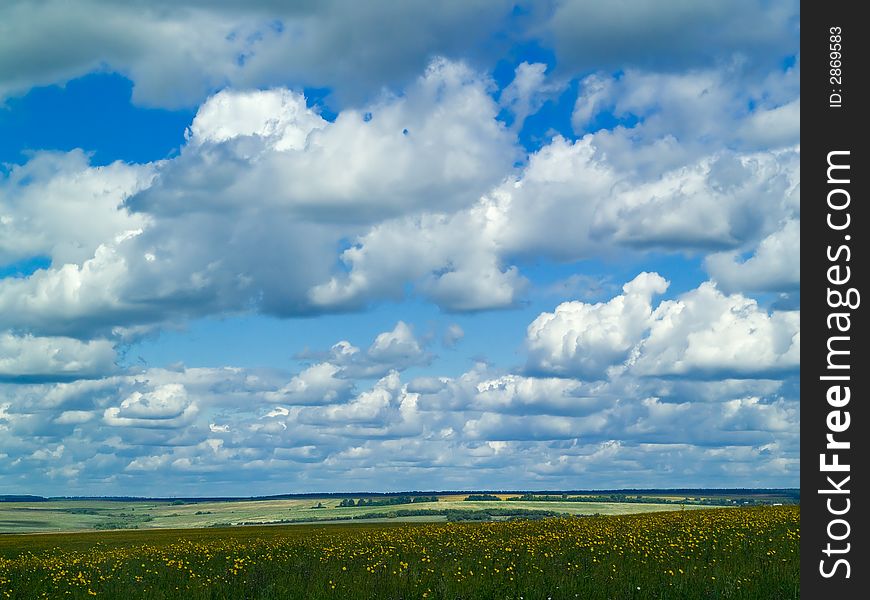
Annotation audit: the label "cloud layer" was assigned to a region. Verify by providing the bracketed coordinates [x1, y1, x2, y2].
[0, 316, 798, 495]
[0, 1, 800, 494]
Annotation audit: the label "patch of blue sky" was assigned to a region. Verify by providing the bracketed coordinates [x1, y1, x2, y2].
[0, 73, 194, 166]
[0, 255, 51, 279]
[491, 41, 557, 91]
[514, 82, 579, 152]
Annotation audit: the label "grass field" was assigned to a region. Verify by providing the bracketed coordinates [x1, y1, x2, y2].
[0, 497, 712, 534]
[0, 506, 798, 599]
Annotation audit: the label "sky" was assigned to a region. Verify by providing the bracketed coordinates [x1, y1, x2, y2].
[0, 0, 800, 497]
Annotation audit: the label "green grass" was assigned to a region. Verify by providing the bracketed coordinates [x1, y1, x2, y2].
[0, 506, 799, 599]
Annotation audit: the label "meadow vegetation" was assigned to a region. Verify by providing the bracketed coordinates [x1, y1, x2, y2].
[0, 506, 798, 599]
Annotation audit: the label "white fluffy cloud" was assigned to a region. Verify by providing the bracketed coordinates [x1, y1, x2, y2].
[103, 383, 198, 428]
[526, 273, 668, 378]
[0, 60, 525, 340]
[315, 129, 798, 314]
[0, 150, 151, 267]
[0, 333, 116, 381]
[1, 56, 800, 347]
[186, 88, 327, 149]
[705, 219, 800, 293]
[263, 362, 352, 406]
[629, 283, 800, 377]
[527, 273, 799, 379]
[138, 59, 517, 222]
[591, 150, 799, 250]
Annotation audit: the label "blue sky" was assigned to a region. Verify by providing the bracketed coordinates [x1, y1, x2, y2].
[0, 0, 799, 496]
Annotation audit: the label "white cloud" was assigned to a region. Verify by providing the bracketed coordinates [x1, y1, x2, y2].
[293, 322, 431, 380]
[263, 362, 352, 405]
[472, 374, 611, 416]
[138, 58, 516, 222]
[571, 73, 614, 131]
[591, 150, 799, 250]
[526, 273, 668, 378]
[527, 274, 799, 380]
[103, 383, 198, 428]
[0, 0, 518, 108]
[187, 88, 327, 149]
[705, 219, 800, 293]
[0, 150, 152, 267]
[739, 99, 800, 149]
[572, 66, 800, 153]
[367, 321, 423, 365]
[629, 282, 800, 377]
[499, 62, 564, 130]
[54, 410, 95, 425]
[1, 57, 800, 339]
[0, 13, 803, 495]
[0, 333, 117, 381]
[301, 371, 404, 426]
[0, 355, 799, 493]
[30, 444, 64, 460]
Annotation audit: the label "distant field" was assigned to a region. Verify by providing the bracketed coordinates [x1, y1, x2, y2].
[0, 496, 712, 534]
[0, 506, 799, 599]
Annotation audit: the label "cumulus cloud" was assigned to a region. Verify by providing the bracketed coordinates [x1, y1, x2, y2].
[0, 150, 152, 267]
[0, 59, 525, 337]
[527, 274, 799, 380]
[471, 375, 612, 417]
[526, 273, 668, 378]
[53, 410, 95, 425]
[301, 371, 405, 426]
[1, 56, 800, 341]
[317, 129, 798, 314]
[591, 150, 799, 250]
[263, 362, 352, 405]
[367, 322, 425, 366]
[136, 60, 517, 222]
[1, 0, 798, 112]
[629, 283, 800, 378]
[295, 321, 431, 380]
[0, 333, 117, 382]
[186, 88, 327, 149]
[572, 65, 800, 152]
[103, 383, 198, 428]
[0, 0, 518, 108]
[0, 5, 802, 495]
[705, 219, 800, 293]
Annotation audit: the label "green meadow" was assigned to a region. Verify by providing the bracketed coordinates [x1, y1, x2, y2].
[0, 506, 799, 599]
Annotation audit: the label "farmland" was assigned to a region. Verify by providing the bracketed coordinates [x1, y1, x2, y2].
[0, 496, 717, 534]
[0, 506, 798, 599]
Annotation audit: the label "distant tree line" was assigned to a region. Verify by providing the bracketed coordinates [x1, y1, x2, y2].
[464, 494, 502, 501]
[338, 495, 438, 507]
[230, 507, 569, 526]
[504, 493, 794, 506]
